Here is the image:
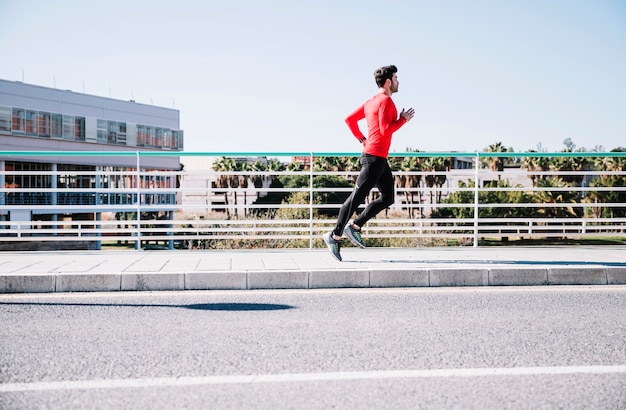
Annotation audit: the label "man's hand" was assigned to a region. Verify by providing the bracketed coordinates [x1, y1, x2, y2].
[400, 108, 415, 122]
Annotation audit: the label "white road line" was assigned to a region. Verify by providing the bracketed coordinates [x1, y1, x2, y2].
[2, 365, 626, 393]
[2, 285, 626, 301]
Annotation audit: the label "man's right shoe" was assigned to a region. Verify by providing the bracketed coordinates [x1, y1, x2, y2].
[323, 232, 342, 261]
[344, 224, 366, 249]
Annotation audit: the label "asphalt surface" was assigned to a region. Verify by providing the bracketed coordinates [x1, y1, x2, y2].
[1, 287, 625, 409]
[1, 246, 626, 293]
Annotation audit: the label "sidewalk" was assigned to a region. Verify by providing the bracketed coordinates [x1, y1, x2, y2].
[1, 246, 625, 293]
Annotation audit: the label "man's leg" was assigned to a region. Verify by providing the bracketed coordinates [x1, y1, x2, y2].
[353, 159, 395, 228]
[332, 155, 384, 237]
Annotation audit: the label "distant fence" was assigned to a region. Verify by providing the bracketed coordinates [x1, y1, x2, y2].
[1, 150, 625, 250]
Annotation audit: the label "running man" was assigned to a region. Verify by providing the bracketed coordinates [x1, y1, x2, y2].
[323, 65, 415, 261]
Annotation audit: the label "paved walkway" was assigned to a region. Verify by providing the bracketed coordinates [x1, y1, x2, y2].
[1, 246, 625, 293]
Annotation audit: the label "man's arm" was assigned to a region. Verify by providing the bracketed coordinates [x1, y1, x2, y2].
[378, 99, 409, 137]
[345, 105, 367, 143]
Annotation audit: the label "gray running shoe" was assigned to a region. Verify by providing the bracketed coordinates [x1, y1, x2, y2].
[323, 232, 342, 261]
[344, 224, 366, 248]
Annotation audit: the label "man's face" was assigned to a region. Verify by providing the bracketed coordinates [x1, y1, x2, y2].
[390, 73, 399, 93]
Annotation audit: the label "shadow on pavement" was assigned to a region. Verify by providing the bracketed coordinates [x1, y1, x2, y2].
[0, 302, 296, 311]
[186, 303, 294, 311]
[379, 259, 626, 267]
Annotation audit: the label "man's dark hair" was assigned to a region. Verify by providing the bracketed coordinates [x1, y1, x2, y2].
[374, 65, 397, 88]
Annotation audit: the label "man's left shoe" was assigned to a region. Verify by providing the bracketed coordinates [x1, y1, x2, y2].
[323, 232, 343, 261]
[344, 224, 366, 249]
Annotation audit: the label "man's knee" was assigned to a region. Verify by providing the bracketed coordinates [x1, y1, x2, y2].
[381, 194, 395, 208]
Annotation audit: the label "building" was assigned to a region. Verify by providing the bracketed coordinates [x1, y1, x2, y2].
[0, 79, 184, 249]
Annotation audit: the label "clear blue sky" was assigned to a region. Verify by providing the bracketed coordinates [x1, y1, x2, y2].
[1, 0, 624, 153]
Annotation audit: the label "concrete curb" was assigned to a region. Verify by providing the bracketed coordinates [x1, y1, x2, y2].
[2, 266, 625, 293]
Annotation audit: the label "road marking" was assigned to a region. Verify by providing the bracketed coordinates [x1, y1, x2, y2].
[2, 285, 626, 301]
[2, 365, 625, 392]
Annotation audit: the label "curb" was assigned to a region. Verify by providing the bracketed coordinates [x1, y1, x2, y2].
[1, 266, 625, 293]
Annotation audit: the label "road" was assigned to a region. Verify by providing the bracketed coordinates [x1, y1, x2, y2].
[1, 287, 625, 409]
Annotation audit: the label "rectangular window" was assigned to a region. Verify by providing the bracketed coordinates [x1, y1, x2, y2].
[117, 122, 126, 145]
[12, 108, 25, 132]
[25, 110, 37, 135]
[38, 112, 51, 137]
[107, 121, 117, 144]
[0, 106, 11, 131]
[63, 115, 75, 139]
[172, 130, 180, 150]
[136, 125, 145, 146]
[97, 119, 107, 143]
[50, 114, 63, 138]
[145, 126, 154, 147]
[57, 164, 96, 206]
[5, 161, 52, 206]
[163, 129, 171, 149]
[74, 117, 85, 141]
[155, 128, 163, 147]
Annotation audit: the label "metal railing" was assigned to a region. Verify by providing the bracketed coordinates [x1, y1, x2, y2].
[1, 150, 625, 250]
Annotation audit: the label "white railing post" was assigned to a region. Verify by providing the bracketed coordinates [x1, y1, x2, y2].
[309, 151, 314, 249]
[474, 152, 480, 247]
[0, 160, 4, 208]
[51, 163, 58, 237]
[135, 152, 141, 250]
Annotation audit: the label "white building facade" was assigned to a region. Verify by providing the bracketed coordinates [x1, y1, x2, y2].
[0, 79, 184, 249]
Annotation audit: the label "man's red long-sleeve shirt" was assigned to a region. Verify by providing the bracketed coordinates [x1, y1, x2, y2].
[345, 92, 407, 159]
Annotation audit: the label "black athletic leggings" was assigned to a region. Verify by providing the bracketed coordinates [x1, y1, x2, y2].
[333, 154, 395, 236]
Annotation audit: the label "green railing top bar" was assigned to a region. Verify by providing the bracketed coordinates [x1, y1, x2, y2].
[476, 151, 626, 158]
[1, 150, 625, 158]
[0, 151, 138, 157]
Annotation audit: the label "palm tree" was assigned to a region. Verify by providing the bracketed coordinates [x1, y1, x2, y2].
[250, 160, 267, 191]
[522, 151, 550, 184]
[549, 149, 588, 186]
[232, 161, 250, 217]
[211, 157, 234, 216]
[391, 152, 423, 218]
[483, 142, 507, 177]
[532, 177, 580, 218]
[286, 161, 304, 172]
[423, 156, 449, 210]
[343, 156, 361, 184]
[587, 150, 626, 218]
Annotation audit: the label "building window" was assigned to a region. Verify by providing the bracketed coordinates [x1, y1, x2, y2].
[107, 121, 117, 144]
[97, 119, 107, 143]
[173, 130, 183, 150]
[0, 106, 11, 131]
[12, 108, 25, 132]
[145, 126, 154, 147]
[163, 129, 171, 149]
[38, 112, 51, 137]
[3, 104, 182, 150]
[63, 115, 75, 140]
[57, 164, 96, 205]
[25, 110, 38, 135]
[51, 114, 63, 138]
[75, 117, 85, 141]
[5, 161, 52, 205]
[96, 120, 127, 145]
[155, 128, 163, 147]
[136, 125, 145, 146]
[117, 122, 126, 145]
